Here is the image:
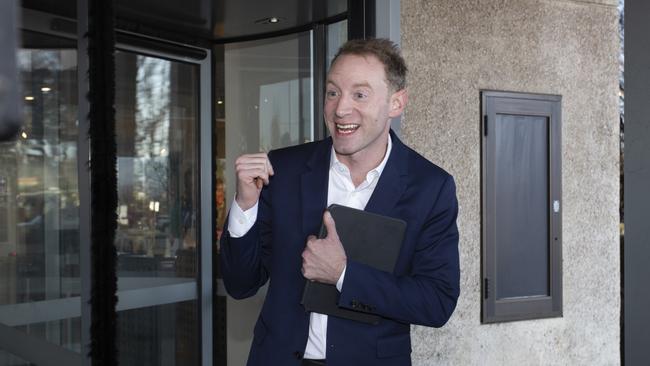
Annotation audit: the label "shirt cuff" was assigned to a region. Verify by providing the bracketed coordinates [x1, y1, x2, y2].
[227, 197, 258, 238]
[335, 265, 346, 292]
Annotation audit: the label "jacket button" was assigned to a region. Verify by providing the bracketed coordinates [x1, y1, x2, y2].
[294, 351, 303, 359]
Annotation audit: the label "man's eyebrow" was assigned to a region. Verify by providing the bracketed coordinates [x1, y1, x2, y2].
[325, 80, 373, 90]
[352, 82, 372, 89]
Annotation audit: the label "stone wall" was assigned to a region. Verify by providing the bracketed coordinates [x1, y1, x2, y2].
[401, 0, 620, 364]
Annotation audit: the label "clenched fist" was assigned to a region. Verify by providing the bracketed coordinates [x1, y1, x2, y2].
[235, 153, 274, 211]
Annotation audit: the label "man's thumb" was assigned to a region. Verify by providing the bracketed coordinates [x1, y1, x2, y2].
[323, 211, 338, 240]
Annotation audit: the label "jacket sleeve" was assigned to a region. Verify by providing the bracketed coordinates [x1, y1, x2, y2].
[219, 175, 274, 300]
[337, 175, 460, 327]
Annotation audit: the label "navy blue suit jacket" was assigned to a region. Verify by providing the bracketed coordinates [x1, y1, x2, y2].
[220, 131, 460, 366]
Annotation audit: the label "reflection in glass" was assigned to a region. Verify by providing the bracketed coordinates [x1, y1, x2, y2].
[0, 31, 80, 365]
[327, 19, 348, 70]
[216, 31, 314, 366]
[0, 351, 30, 366]
[116, 301, 196, 366]
[114, 51, 199, 365]
[222, 31, 313, 218]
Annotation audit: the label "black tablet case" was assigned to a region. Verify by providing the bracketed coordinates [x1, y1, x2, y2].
[301, 204, 406, 324]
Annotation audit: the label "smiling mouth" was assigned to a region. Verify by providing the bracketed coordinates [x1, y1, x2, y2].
[335, 123, 360, 134]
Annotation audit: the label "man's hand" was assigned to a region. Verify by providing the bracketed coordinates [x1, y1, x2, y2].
[235, 153, 274, 211]
[301, 211, 347, 284]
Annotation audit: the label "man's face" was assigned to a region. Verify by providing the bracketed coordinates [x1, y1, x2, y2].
[324, 54, 406, 164]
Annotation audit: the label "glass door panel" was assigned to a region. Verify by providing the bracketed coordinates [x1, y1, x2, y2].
[214, 30, 313, 366]
[327, 19, 348, 70]
[0, 31, 81, 365]
[114, 50, 199, 366]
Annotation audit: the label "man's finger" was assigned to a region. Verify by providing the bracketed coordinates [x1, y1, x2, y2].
[235, 163, 270, 174]
[238, 167, 270, 185]
[235, 154, 273, 173]
[234, 155, 268, 168]
[266, 159, 275, 176]
[238, 152, 269, 160]
[322, 211, 339, 241]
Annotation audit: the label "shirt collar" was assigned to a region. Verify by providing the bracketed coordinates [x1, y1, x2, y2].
[329, 134, 393, 183]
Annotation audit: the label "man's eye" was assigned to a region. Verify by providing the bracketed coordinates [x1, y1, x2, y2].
[354, 92, 367, 99]
[326, 91, 339, 98]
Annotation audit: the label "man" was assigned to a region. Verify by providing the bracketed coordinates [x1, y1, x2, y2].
[220, 38, 460, 366]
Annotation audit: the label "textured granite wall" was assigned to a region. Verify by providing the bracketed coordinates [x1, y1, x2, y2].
[400, 0, 620, 365]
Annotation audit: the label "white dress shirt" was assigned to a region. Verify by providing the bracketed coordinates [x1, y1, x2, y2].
[227, 135, 392, 360]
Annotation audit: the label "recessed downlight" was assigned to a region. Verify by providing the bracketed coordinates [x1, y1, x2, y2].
[255, 16, 283, 25]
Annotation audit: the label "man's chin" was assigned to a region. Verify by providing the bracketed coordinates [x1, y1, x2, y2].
[332, 144, 356, 156]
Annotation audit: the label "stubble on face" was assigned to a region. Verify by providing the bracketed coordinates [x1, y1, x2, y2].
[324, 54, 394, 169]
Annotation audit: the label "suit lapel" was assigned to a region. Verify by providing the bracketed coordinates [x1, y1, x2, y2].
[300, 138, 332, 236]
[300, 132, 409, 232]
[364, 131, 409, 217]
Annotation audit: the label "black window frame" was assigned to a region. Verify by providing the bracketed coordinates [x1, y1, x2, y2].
[481, 90, 563, 323]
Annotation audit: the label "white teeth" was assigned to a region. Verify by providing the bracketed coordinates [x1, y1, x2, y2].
[336, 124, 359, 130]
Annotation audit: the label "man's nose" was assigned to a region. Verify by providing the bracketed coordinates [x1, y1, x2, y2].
[335, 96, 352, 118]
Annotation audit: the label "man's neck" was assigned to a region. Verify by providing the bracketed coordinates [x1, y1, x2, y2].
[335, 135, 391, 187]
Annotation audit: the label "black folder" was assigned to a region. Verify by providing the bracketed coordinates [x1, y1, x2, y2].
[301, 204, 407, 324]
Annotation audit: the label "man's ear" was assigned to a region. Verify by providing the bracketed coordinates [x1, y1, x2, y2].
[388, 89, 408, 118]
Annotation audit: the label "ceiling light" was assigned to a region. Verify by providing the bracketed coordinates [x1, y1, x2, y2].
[255, 16, 283, 25]
[217, 100, 223, 105]
[41, 87, 51, 92]
[24, 96, 34, 101]
[21, 132, 27, 139]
